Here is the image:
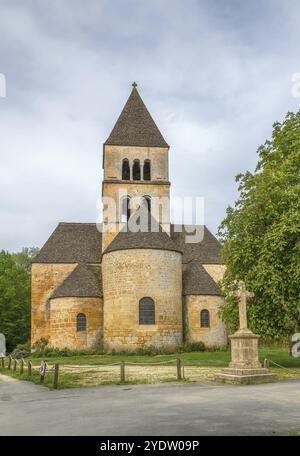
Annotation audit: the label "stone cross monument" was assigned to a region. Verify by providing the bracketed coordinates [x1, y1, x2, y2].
[217, 281, 276, 384]
[233, 281, 254, 331]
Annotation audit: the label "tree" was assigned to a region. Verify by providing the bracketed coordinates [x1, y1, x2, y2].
[218, 111, 300, 342]
[12, 247, 40, 273]
[0, 248, 39, 351]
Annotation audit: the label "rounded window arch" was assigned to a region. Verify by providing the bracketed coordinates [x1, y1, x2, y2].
[139, 297, 155, 325]
[143, 160, 151, 181]
[122, 159, 130, 180]
[200, 309, 210, 328]
[77, 313, 87, 332]
[120, 196, 131, 222]
[133, 159, 141, 180]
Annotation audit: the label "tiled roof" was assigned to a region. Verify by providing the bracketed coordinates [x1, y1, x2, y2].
[102, 216, 182, 256]
[32, 223, 102, 264]
[50, 264, 102, 299]
[33, 222, 222, 265]
[104, 86, 169, 147]
[171, 224, 222, 264]
[183, 261, 222, 296]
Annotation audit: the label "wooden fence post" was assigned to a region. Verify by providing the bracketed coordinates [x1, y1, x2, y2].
[53, 364, 59, 389]
[8, 356, 11, 370]
[264, 358, 269, 369]
[13, 359, 17, 371]
[20, 359, 24, 375]
[120, 361, 125, 383]
[176, 358, 182, 380]
[1, 358, 4, 368]
[28, 361, 32, 377]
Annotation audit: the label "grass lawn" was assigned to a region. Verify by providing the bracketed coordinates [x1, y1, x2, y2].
[1, 347, 299, 389]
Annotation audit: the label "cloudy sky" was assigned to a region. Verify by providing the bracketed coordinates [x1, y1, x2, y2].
[1, 0, 300, 251]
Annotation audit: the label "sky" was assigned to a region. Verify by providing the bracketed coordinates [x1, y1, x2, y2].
[0, 0, 300, 251]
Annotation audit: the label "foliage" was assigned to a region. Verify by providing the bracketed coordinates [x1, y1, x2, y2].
[218, 111, 300, 341]
[12, 247, 39, 273]
[0, 248, 38, 351]
[28, 342, 229, 358]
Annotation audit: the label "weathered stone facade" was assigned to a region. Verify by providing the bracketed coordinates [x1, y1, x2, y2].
[31, 84, 227, 352]
[184, 294, 227, 347]
[49, 296, 103, 349]
[102, 249, 182, 351]
[31, 263, 76, 345]
[102, 145, 170, 251]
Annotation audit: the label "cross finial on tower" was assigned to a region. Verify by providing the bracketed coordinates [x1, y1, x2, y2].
[132, 81, 138, 89]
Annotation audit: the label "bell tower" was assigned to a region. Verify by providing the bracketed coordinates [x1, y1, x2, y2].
[102, 83, 170, 251]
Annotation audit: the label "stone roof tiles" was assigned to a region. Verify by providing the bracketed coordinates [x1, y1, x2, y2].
[50, 264, 102, 299]
[183, 261, 222, 296]
[104, 86, 169, 148]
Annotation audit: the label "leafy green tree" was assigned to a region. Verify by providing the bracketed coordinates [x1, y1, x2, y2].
[12, 247, 40, 273]
[218, 111, 300, 342]
[0, 248, 38, 351]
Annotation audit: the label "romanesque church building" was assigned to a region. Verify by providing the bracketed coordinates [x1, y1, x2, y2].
[31, 84, 227, 351]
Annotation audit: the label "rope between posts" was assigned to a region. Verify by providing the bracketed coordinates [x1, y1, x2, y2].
[125, 360, 177, 366]
[61, 362, 123, 369]
[268, 359, 300, 375]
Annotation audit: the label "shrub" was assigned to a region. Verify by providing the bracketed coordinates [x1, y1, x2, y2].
[180, 341, 206, 353]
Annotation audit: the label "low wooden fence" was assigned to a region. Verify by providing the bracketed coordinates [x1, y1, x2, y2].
[0, 356, 185, 389]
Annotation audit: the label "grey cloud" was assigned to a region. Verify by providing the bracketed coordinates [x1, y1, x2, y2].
[0, 0, 300, 251]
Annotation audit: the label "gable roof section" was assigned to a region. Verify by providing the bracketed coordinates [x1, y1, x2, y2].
[183, 261, 222, 296]
[104, 86, 169, 147]
[50, 264, 102, 299]
[171, 225, 222, 264]
[33, 222, 221, 266]
[102, 216, 182, 256]
[32, 223, 102, 264]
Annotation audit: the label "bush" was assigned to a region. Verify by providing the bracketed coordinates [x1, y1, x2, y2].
[30, 347, 105, 358]
[179, 341, 206, 353]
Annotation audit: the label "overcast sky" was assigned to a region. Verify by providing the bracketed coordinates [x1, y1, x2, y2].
[1, 0, 300, 251]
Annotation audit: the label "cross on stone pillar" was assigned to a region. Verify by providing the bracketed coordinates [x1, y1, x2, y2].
[132, 81, 138, 89]
[233, 281, 254, 330]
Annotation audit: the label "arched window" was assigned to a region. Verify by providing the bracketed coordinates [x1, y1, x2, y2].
[143, 160, 151, 181]
[120, 196, 131, 222]
[200, 309, 210, 328]
[122, 159, 130, 180]
[133, 159, 141, 180]
[77, 313, 87, 332]
[139, 297, 155, 325]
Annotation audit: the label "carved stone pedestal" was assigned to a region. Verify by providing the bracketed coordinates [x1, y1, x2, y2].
[217, 329, 277, 384]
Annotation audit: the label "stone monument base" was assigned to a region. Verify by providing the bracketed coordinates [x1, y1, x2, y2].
[216, 329, 277, 384]
[217, 367, 277, 384]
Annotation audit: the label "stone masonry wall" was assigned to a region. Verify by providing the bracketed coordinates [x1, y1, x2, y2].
[31, 263, 76, 347]
[49, 297, 103, 349]
[202, 264, 226, 284]
[102, 249, 182, 351]
[184, 295, 227, 347]
[103, 145, 169, 181]
[102, 145, 170, 251]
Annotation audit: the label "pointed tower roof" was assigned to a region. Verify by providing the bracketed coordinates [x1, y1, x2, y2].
[104, 83, 169, 147]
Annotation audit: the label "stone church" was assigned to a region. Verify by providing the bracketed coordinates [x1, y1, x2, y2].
[31, 84, 227, 351]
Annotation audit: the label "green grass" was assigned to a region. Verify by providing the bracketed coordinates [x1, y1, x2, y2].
[1, 347, 299, 389]
[22, 347, 300, 368]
